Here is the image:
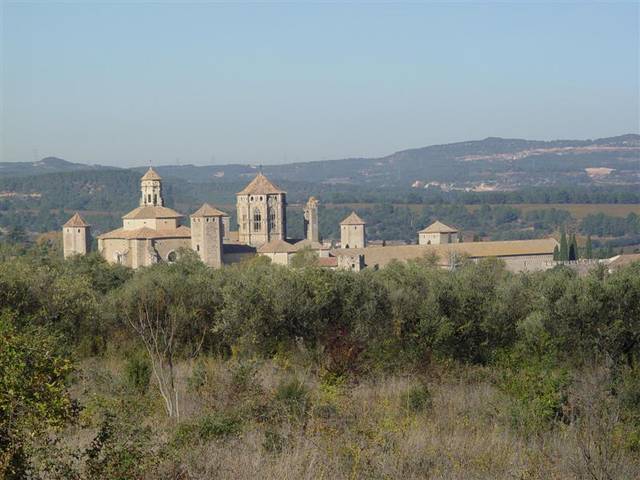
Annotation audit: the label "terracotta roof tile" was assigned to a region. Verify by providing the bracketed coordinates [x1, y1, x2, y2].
[340, 212, 366, 225]
[318, 257, 338, 267]
[191, 203, 227, 217]
[330, 238, 558, 269]
[237, 173, 285, 195]
[257, 238, 297, 254]
[122, 205, 183, 220]
[419, 221, 458, 234]
[294, 238, 329, 250]
[141, 167, 162, 181]
[97, 225, 191, 240]
[63, 212, 90, 228]
[607, 253, 640, 269]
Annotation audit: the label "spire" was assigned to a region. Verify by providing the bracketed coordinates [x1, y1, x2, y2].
[141, 167, 162, 181]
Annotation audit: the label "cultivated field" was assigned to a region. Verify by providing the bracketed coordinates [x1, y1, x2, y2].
[467, 203, 640, 219]
[320, 203, 640, 218]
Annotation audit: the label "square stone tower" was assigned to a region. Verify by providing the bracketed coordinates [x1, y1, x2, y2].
[63, 212, 91, 258]
[340, 211, 366, 249]
[190, 203, 226, 268]
[303, 196, 320, 243]
[236, 173, 286, 247]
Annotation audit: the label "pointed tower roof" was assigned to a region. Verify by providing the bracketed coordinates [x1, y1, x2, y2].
[340, 211, 366, 225]
[419, 221, 458, 234]
[141, 167, 162, 181]
[238, 172, 285, 195]
[63, 212, 90, 228]
[191, 203, 227, 217]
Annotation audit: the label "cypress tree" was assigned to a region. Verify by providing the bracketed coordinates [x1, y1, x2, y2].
[585, 235, 593, 259]
[605, 244, 614, 258]
[559, 228, 568, 261]
[569, 234, 578, 261]
[553, 245, 559, 261]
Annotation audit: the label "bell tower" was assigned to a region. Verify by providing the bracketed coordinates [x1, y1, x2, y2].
[340, 212, 366, 249]
[303, 196, 319, 243]
[140, 167, 164, 207]
[63, 212, 91, 258]
[190, 203, 226, 268]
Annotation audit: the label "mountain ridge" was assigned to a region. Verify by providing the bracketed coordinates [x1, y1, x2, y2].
[2, 134, 638, 189]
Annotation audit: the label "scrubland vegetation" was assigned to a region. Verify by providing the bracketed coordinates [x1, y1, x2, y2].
[1, 242, 639, 479]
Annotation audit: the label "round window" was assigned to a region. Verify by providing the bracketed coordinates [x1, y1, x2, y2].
[167, 251, 177, 262]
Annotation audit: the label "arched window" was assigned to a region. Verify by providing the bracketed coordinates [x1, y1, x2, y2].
[253, 209, 262, 231]
[268, 210, 277, 231]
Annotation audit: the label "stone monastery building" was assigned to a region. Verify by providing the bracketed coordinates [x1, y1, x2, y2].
[62, 168, 559, 272]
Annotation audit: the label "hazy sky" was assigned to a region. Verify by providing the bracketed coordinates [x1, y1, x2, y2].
[2, 1, 638, 167]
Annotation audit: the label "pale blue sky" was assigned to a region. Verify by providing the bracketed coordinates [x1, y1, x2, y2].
[1, 1, 638, 166]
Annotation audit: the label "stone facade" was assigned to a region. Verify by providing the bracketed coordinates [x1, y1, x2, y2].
[62, 168, 560, 274]
[337, 253, 365, 272]
[303, 196, 320, 243]
[94, 168, 217, 269]
[236, 173, 286, 247]
[139, 167, 163, 206]
[191, 204, 225, 268]
[340, 212, 366, 249]
[63, 212, 91, 258]
[418, 221, 459, 245]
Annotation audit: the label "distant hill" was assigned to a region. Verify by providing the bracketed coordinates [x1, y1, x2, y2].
[2, 134, 639, 190]
[134, 134, 640, 189]
[0, 156, 118, 177]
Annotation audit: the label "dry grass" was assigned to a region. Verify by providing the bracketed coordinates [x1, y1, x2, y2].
[469, 203, 640, 220]
[63, 358, 640, 480]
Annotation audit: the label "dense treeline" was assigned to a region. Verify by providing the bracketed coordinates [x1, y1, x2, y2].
[1, 243, 639, 478]
[2, 244, 638, 372]
[323, 184, 640, 205]
[1, 169, 639, 251]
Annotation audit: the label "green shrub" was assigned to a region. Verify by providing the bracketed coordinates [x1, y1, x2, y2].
[616, 367, 640, 417]
[498, 358, 570, 434]
[262, 429, 286, 453]
[84, 412, 155, 480]
[0, 317, 75, 479]
[187, 360, 209, 392]
[275, 378, 310, 418]
[229, 359, 259, 394]
[124, 352, 151, 394]
[614, 366, 640, 452]
[173, 412, 242, 447]
[401, 383, 433, 413]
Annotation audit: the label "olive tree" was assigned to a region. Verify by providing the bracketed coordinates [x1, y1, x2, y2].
[113, 254, 223, 418]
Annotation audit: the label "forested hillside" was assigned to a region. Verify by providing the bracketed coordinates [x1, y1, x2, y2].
[1, 169, 639, 255]
[1, 243, 639, 478]
[3, 134, 639, 187]
[2, 134, 639, 251]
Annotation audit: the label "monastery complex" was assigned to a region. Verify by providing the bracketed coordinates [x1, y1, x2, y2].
[63, 168, 559, 272]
